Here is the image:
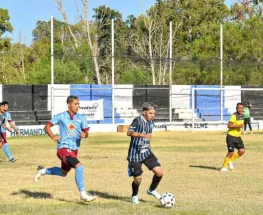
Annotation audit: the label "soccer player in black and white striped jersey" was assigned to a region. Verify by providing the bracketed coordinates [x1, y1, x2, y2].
[127, 102, 163, 204]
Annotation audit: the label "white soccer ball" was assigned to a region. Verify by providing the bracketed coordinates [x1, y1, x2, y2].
[160, 192, 175, 208]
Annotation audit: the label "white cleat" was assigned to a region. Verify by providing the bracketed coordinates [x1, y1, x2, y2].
[147, 189, 161, 200]
[131, 195, 140, 204]
[34, 166, 45, 183]
[228, 162, 234, 170]
[220, 167, 230, 172]
[81, 192, 97, 202]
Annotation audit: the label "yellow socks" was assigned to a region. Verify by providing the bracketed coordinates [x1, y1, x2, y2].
[222, 157, 231, 168]
[230, 152, 240, 162]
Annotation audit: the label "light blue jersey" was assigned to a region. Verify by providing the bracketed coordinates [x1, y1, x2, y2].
[49, 111, 89, 150]
[0, 112, 11, 132]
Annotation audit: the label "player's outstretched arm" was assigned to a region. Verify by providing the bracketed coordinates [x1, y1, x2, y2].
[45, 123, 59, 141]
[9, 122, 19, 135]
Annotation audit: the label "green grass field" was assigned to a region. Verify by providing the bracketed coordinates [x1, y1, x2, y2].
[0, 131, 263, 215]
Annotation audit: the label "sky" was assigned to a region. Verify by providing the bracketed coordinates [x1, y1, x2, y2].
[1, 0, 237, 45]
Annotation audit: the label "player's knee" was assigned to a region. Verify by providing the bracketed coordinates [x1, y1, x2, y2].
[156, 169, 163, 177]
[67, 156, 80, 168]
[239, 148, 245, 156]
[134, 176, 142, 185]
[152, 166, 163, 177]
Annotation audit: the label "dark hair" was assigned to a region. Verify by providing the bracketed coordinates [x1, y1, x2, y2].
[67, 95, 79, 104]
[142, 102, 157, 111]
[2, 101, 9, 105]
[236, 102, 244, 109]
[0, 102, 4, 106]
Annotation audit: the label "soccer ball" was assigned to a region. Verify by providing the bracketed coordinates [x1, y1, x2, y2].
[160, 192, 175, 208]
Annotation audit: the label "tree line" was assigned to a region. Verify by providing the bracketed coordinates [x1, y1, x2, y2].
[1, 0, 263, 85]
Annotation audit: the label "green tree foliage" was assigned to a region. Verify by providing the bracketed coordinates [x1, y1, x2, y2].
[223, 16, 263, 85]
[54, 61, 85, 84]
[27, 58, 51, 84]
[92, 5, 130, 84]
[0, 8, 13, 50]
[119, 69, 152, 84]
[2, 1, 263, 85]
[29, 19, 93, 84]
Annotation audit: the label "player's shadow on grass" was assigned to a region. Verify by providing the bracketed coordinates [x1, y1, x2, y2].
[89, 190, 147, 203]
[11, 189, 52, 199]
[189, 165, 220, 171]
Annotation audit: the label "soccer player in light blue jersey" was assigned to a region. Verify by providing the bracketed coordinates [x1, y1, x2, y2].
[34, 95, 97, 202]
[1, 101, 19, 162]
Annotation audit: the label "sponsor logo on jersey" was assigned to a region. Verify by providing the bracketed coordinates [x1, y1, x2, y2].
[68, 123, 76, 130]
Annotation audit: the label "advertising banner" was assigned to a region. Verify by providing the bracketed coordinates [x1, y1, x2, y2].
[78, 99, 104, 120]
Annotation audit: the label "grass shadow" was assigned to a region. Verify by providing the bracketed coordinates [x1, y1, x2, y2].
[189, 165, 220, 171]
[11, 189, 53, 199]
[89, 190, 147, 203]
[153, 204, 163, 209]
[12, 190, 85, 205]
[56, 197, 88, 205]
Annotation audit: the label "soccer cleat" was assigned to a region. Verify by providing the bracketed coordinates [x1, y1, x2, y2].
[81, 192, 97, 202]
[147, 189, 161, 200]
[34, 166, 45, 182]
[131, 195, 140, 204]
[9, 158, 17, 162]
[220, 167, 230, 172]
[228, 162, 234, 170]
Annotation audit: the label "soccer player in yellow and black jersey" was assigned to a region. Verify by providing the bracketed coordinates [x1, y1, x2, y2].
[220, 103, 245, 172]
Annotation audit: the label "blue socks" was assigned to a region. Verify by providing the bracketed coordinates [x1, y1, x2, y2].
[3, 143, 12, 160]
[45, 167, 65, 177]
[75, 165, 85, 192]
[43, 165, 86, 192]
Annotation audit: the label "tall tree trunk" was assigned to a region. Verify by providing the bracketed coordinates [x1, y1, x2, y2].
[84, 27, 101, 84]
[56, 0, 79, 49]
[55, 0, 102, 84]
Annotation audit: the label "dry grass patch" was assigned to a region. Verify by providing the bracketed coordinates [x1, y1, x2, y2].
[0, 131, 263, 214]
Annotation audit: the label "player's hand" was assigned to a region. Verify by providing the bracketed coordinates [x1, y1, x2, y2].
[16, 130, 19, 136]
[80, 132, 87, 138]
[142, 133, 152, 139]
[52, 135, 60, 141]
[0, 142, 2, 148]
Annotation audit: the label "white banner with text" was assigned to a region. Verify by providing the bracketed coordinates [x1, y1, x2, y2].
[78, 99, 104, 120]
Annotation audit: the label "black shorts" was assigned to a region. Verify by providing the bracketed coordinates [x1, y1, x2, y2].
[244, 118, 251, 124]
[226, 134, 244, 152]
[128, 153, 161, 177]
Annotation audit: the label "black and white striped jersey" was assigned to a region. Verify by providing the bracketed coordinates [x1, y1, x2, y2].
[127, 115, 155, 162]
